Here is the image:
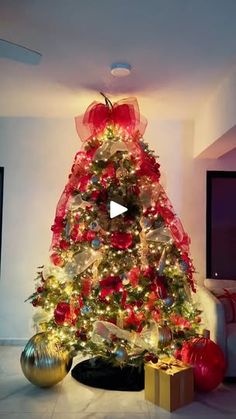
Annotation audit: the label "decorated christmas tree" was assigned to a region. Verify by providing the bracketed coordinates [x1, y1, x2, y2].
[28, 95, 202, 370]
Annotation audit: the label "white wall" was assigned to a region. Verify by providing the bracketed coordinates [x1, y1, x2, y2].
[147, 120, 236, 285]
[0, 117, 235, 339]
[194, 67, 236, 158]
[0, 118, 79, 340]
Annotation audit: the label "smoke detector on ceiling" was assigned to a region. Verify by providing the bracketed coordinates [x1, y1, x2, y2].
[110, 63, 131, 77]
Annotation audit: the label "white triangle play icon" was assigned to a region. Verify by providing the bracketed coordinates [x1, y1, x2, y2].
[110, 200, 128, 219]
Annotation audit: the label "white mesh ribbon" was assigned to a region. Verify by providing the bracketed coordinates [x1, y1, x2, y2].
[93, 139, 129, 161]
[110, 140, 129, 155]
[43, 263, 68, 282]
[70, 194, 92, 211]
[139, 183, 161, 209]
[157, 247, 167, 275]
[32, 308, 53, 332]
[91, 320, 160, 352]
[64, 248, 101, 276]
[146, 226, 172, 243]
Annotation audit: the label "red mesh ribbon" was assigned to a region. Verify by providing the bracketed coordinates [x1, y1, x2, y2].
[75, 97, 147, 141]
[50, 150, 92, 250]
[154, 186, 196, 291]
[157, 186, 190, 254]
[50, 98, 146, 251]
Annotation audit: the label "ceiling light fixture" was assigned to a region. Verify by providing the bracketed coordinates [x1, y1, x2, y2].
[110, 63, 131, 77]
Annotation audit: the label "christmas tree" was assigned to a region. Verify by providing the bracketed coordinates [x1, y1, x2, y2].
[28, 95, 201, 367]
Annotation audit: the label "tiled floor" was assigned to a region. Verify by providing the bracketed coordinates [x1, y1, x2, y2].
[0, 346, 236, 419]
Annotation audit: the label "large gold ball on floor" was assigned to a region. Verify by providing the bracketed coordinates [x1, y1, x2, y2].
[20, 332, 72, 388]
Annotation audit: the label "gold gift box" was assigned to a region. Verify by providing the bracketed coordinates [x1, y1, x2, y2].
[144, 358, 194, 412]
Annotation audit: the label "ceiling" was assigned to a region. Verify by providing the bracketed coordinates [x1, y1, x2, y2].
[1, 0, 236, 120]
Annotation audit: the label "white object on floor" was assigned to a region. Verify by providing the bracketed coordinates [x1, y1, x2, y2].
[195, 284, 236, 377]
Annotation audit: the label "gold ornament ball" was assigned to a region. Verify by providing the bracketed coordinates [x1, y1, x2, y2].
[20, 333, 72, 388]
[44, 275, 59, 289]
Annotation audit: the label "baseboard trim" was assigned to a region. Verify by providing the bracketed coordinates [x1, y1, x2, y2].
[0, 338, 28, 346]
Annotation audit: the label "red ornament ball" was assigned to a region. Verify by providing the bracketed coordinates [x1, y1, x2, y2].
[144, 354, 153, 362]
[144, 353, 158, 363]
[32, 298, 40, 307]
[150, 355, 158, 364]
[85, 230, 96, 241]
[181, 337, 227, 392]
[111, 232, 133, 249]
[50, 252, 64, 267]
[54, 302, 70, 325]
[76, 327, 87, 341]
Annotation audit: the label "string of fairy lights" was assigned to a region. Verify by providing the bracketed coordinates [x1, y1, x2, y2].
[28, 124, 202, 366]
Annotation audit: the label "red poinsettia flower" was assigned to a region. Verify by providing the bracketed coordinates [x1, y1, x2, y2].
[84, 230, 96, 241]
[143, 266, 156, 279]
[50, 252, 64, 267]
[59, 239, 70, 250]
[54, 302, 70, 325]
[146, 291, 158, 310]
[128, 267, 140, 287]
[136, 152, 160, 181]
[124, 308, 145, 331]
[101, 163, 116, 187]
[170, 314, 191, 329]
[111, 232, 133, 249]
[90, 190, 100, 201]
[151, 309, 161, 322]
[137, 151, 160, 176]
[54, 301, 80, 326]
[99, 275, 122, 298]
[81, 278, 92, 297]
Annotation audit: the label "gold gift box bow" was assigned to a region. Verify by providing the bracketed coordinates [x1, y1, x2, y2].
[147, 357, 190, 375]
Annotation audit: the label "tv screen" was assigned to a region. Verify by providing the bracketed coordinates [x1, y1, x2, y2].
[207, 171, 236, 280]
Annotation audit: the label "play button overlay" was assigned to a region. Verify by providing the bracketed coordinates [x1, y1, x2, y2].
[110, 200, 128, 219]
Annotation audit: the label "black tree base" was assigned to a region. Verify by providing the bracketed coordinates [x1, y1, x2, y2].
[71, 357, 144, 391]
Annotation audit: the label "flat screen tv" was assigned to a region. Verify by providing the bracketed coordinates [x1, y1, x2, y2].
[207, 171, 236, 280]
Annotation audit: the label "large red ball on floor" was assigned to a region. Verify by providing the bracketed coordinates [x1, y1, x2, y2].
[181, 337, 227, 392]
